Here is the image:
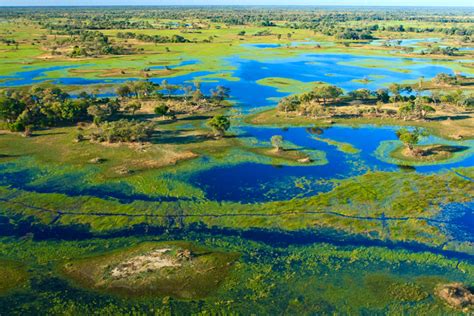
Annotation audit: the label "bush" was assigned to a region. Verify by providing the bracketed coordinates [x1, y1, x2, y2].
[92, 119, 154, 143]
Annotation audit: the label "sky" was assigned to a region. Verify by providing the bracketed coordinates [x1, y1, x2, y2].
[1, 0, 473, 7]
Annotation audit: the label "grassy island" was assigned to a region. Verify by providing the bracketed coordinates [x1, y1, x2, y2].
[62, 241, 238, 299]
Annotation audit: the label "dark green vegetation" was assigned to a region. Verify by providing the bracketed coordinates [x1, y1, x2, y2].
[0, 260, 28, 296]
[0, 5, 473, 315]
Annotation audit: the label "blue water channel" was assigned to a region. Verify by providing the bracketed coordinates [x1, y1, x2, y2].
[189, 125, 474, 203]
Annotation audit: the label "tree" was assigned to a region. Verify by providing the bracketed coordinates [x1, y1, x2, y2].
[211, 86, 230, 105]
[0, 96, 25, 125]
[116, 84, 132, 98]
[92, 119, 154, 143]
[349, 88, 372, 100]
[313, 85, 343, 106]
[414, 96, 435, 119]
[124, 101, 141, 115]
[207, 115, 230, 137]
[183, 85, 193, 101]
[277, 96, 300, 114]
[389, 83, 402, 102]
[87, 102, 118, 125]
[160, 80, 180, 98]
[270, 135, 284, 152]
[154, 104, 169, 118]
[376, 88, 390, 103]
[192, 89, 205, 103]
[396, 128, 427, 153]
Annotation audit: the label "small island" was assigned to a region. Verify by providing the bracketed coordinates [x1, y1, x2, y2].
[61, 242, 238, 299]
[392, 128, 468, 163]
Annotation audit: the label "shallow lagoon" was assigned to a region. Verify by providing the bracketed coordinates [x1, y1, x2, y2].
[0, 52, 461, 111]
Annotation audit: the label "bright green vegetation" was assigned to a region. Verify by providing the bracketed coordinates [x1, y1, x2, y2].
[256, 77, 324, 94]
[0, 260, 28, 295]
[62, 241, 238, 299]
[312, 136, 360, 154]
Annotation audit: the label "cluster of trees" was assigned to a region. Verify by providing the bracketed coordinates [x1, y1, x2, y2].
[276, 80, 473, 121]
[319, 26, 375, 40]
[116, 32, 189, 44]
[68, 31, 127, 57]
[3, 7, 473, 43]
[43, 18, 153, 33]
[0, 82, 234, 143]
[0, 87, 116, 136]
[398, 98, 435, 120]
[277, 74, 474, 120]
[278, 85, 344, 114]
[422, 46, 459, 56]
[116, 80, 230, 107]
[90, 119, 154, 143]
[116, 80, 157, 99]
[0, 38, 18, 47]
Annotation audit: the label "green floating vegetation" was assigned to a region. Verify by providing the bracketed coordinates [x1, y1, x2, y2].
[365, 274, 429, 305]
[61, 241, 238, 299]
[0, 260, 28, 295]
[312, 136, 360, 154]
[256, 77, 325, 94]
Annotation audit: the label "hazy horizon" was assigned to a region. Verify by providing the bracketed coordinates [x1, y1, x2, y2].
[1, 1, 473, 8]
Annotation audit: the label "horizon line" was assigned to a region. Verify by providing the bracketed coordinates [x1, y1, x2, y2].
[1, 4, 473, 8]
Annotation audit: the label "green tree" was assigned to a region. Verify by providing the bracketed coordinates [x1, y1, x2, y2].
[154, 104, 169, 118]
[396, 128, 427, 152]
[208, 115, 230, 137]
[270, 135, 284, 152]
[116, 84, 132, 98]
[124, 101, 141, 115]
[277, 96, 300, 113]
[211, 86, 230, 105]
[313, 85, 343, 106]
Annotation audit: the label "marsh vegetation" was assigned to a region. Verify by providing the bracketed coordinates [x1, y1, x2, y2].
[0, 5, 473, 314]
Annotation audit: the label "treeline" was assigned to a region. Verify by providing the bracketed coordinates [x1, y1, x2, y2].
[277, 76, 473, 120]
[421, 46, 459, 56]
[0, 86, 116, 136]
[116, 32, 189, 43]
[54, 30, 129, 57]
[42, 18, 153, 32]
[0, 80, 232, 141]
[3, 7, 473, 32]
[318, 25, 376, 40]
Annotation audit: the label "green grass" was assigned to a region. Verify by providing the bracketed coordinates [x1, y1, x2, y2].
[312, 136, 360, 154]
[256, 77, 325, 94]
